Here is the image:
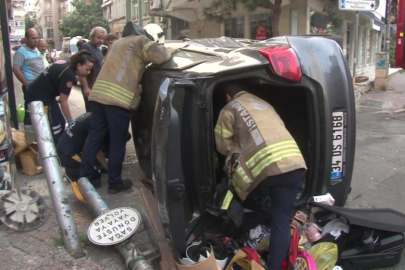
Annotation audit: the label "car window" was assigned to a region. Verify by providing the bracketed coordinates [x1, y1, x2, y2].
[159, 50, 217, 69]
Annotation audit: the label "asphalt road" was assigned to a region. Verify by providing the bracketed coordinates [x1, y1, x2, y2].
[346, 73, 405, 270]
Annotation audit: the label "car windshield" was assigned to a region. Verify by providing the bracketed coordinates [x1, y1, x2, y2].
[159, 50, 217, 69]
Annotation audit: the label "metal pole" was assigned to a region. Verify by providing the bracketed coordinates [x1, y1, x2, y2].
[353, 11, 359, 79]
[0, 0, 19, 129]
[385, 0, 392, 52]
[28, 101, 84, 258]
[77, 177, 154, 270]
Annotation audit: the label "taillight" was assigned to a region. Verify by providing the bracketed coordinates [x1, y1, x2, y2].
[259, 46, 302, 82]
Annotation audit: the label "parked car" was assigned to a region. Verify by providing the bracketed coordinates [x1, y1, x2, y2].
[59, 36, 88, 60]
[132, 36, 356, 254]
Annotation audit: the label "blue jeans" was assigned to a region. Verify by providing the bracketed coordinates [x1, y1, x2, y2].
[79, 102, 131, 187]
[245, 169, 304, 270]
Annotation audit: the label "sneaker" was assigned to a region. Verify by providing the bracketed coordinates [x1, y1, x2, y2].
[107, 179, 132, 194]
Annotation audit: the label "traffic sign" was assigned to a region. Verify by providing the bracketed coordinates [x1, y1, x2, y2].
[339, 0, 377, 11]
[87, 207, 141, 246]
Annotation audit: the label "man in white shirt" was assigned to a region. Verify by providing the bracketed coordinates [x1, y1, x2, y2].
[37, 39, 49, 68]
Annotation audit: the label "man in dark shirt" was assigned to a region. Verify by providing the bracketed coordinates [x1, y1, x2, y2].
[79, 27, 107, 111]
[57, 113, 105, 185]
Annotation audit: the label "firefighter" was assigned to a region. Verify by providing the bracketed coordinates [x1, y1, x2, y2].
[79, 22, 173, 194]
[214, 83, 307, 270]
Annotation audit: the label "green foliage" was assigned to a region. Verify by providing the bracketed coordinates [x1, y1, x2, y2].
[59, 0, 110, 38]
[25, 17, 35, 30]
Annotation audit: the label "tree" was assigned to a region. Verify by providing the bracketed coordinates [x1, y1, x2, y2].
[59, 0, 110, 38]
[203, 0, 282, 37]
[25, 17, 36, 30]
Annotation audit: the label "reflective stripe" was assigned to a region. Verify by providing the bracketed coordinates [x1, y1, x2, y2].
[92, 80, 133, 106]
[215, 124, 233, 138]
[246, 140, 298, 169]
[233, 165, 252, 189]
[142, 41, 155, 60]
[251, 149, 303, 178]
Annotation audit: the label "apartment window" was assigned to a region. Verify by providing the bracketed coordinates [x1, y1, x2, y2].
[143, 0, 149, 18]
[46, 2, 51, 9]
[47, 28, 54, 38]
[133, 0, 139, 21]
[250, 13, 272, 40]
[225, 17, 245, 38]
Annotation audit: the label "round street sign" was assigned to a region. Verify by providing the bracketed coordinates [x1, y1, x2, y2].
[87, 207, 141, 246]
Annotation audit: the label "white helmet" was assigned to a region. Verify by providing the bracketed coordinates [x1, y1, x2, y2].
[144, 23, 165, 44]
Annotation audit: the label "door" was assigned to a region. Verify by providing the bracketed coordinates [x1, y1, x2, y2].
[151, 78, 201, 254]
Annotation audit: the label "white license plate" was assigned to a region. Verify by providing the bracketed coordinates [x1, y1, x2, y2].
[331, 112, 345, 179]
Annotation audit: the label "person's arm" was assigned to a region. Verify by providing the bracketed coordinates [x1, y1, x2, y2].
[143, 40, 174, 65]
[79, 76, 91, 98]
[12, 51, 30, 87]
[12, 67, 30, 88]
[59, 93, 73, 123]
[96, 150, 108, 170]
[214, 110, 235, 156]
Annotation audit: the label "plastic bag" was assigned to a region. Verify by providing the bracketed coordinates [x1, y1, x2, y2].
[307, 242, 338, 270]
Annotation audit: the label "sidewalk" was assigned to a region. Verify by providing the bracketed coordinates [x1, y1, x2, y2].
[354, 67, 403, 109]
[0, 78, 154, 269]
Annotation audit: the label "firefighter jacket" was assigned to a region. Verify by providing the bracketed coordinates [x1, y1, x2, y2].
[89, 35, 172, 111]
[215, 91, 307, 201]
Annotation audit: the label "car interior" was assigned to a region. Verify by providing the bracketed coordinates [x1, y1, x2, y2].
[211, 80, 314, 206]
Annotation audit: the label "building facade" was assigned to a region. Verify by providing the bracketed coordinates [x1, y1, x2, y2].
[156, 0, 386, 75]
[9, 0, 26, 41]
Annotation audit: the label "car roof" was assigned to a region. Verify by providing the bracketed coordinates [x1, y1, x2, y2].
[158, 36, 288, 75]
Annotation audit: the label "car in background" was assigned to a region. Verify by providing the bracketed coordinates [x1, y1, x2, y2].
[132, 36, 356, 254]
[59, 36, 88, 60]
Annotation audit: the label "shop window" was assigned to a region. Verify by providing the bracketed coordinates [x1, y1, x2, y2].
[310, 10, 342, 38]
[291, 8, 298, 35]
[367, 29, 372, 65]
[250, 13, 272, 40]
[173, 19, 189, 40]
[225, 17, 245, 38]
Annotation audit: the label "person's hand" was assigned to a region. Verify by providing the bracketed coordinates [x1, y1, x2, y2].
[83, 87, 91, 98]
[23, 82, 29, 88]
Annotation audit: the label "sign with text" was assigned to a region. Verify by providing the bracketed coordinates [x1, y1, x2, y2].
[339, 0, 377, 11]
[87, 207, 141, 246]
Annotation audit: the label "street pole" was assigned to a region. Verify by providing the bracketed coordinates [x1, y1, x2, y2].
[385, 0, 391, 53]
[353, 11, 359, 79]
[77, 177, 154, 270]
[0, 0, 19, 129]
[28, 101, 84, 259]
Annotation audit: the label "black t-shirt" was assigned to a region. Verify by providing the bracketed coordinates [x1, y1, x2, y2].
[26, 59, 76, 104]
[57, 112, 92, 156]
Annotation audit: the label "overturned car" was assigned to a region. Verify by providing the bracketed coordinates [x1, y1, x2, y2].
[132, 36, 358, 254]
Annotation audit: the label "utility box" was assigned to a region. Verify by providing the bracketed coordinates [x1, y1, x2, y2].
[375, 52, 389, 91]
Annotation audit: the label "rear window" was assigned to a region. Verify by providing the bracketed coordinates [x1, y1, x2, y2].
[159, 50, 217, 69]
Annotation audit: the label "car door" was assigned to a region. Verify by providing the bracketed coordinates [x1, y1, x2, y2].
[152, 78, 204, 254]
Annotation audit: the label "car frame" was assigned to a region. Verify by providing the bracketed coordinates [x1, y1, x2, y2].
[132, 36, 356, 254]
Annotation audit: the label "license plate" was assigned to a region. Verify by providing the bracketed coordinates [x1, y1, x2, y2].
[331, 112, 345, 180]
